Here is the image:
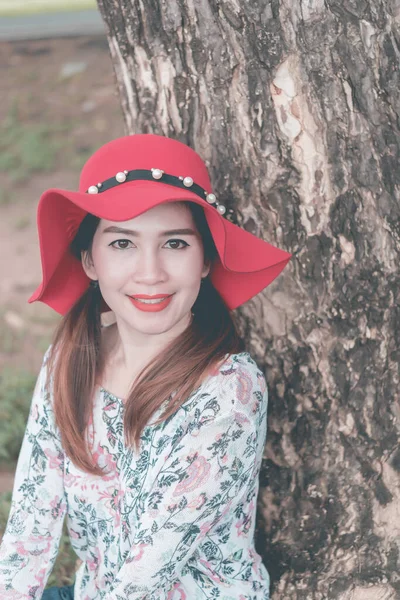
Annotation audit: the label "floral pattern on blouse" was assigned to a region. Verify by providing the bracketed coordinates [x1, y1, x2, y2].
[0, 347, 270, 599]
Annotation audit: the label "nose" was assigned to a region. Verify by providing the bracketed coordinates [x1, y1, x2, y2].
[132, 248, 168, 285]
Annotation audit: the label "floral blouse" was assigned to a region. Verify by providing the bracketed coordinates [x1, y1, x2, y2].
[0, 347, 270, 599]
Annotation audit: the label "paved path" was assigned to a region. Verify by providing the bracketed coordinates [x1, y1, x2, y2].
[0, 9, 105, 41]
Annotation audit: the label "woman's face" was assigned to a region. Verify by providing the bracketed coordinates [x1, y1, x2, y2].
[82, 202, 210, 338]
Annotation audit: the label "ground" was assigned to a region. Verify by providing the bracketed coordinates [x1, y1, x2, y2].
[0, 34, 124, 493]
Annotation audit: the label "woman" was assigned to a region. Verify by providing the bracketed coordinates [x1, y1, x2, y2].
[0, 134, 291, 599]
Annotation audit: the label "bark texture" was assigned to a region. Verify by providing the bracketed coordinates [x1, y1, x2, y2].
[96, 1, 400, 598]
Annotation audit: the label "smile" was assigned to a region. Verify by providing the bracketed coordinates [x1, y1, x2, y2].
[128, 294, 174, 312]
[133, 298, 169, 304]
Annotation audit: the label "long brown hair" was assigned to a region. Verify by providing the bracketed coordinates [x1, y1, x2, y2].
[48, 202, 245, 475]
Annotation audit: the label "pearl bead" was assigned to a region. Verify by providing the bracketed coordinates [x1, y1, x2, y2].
[88, 185, 99, 194]
[183, 176, 193, 187]
[217, 204, 226, 215]
[206, 193, 216, 204]
[97, 182, 102, 188]
[116, 171, 127, 183]
[179, 176, 184, 181]
[124, 170, 128, 174]
[151, 168, 163, 179]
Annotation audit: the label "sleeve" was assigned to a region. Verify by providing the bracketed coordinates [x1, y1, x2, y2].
[103, 356, 268, 600]
[0, 347, 67, 599]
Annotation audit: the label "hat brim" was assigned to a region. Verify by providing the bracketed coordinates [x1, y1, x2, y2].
[29, 180, 292, 314]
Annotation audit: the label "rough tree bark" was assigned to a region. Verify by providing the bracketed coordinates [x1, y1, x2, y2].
[95, 1, 400, 598]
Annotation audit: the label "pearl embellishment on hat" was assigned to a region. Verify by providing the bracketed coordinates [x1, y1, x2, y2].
[206, 193, 216, 204]
[183, 176, 193, 187]
[151, 168, 164, 179]
[205, 192, 226, 214]
[116, 171, 127, 183]
[86, 168, 232, 220]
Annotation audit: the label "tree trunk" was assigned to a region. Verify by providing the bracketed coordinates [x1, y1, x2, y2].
[95, 1, 400, 598]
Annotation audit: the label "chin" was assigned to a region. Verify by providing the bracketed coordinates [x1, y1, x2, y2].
[125, 314, 177, 330]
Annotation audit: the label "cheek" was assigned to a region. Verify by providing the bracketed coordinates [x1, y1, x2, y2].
[91, 249, 127, 285]
[174, 253, 205, 284]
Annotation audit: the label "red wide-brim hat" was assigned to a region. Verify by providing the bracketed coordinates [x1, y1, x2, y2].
[29, 134, 292, 314]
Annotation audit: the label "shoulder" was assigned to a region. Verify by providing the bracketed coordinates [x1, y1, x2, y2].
[33, 344, 55, 404]
[220, 351, 265, 377]
[42, 344, 53, 365]
[201, 351, 268, 415]
[31, 344, 52, 380]
[213, 351, 266, 387]
[153, 353, 267, 435]
[40, 344, 54, 379]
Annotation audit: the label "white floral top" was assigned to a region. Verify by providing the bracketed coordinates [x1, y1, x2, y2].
[0, 347, 270, 600]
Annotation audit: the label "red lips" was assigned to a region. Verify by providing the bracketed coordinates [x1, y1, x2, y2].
[128, 294, 174, 312]
[130, 294, 172, 299]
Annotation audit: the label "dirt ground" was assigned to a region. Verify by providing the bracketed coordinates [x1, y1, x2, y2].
[0, 34, 124, 491]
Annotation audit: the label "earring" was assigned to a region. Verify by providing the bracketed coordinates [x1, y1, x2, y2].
[90, 280, 99, 289]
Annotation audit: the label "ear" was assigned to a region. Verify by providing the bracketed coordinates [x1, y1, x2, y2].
[81, 250, 98, 281]
[201, 259, 211, 279]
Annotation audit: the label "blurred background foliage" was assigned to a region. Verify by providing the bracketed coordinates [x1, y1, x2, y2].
[0, 102, 63, 183]
[0, 367, 36, 464]
[0, 5, 123, 587]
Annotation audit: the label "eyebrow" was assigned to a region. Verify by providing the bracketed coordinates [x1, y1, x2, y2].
[102, 226, 197, 237]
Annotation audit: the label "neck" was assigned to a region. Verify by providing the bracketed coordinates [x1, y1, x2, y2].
[102, 311, 193, 375]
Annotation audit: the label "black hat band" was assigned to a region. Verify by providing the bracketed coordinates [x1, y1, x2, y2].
[86, 168, 231, 218]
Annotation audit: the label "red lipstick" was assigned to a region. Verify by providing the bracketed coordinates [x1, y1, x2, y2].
[132, 294, 171, 299]
[128, 293, 174, 312]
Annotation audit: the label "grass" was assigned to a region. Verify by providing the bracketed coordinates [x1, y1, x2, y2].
[0, 189, 12, 206]
[0, 316, 24, 354]
[67, 143, 99, 171]
[0, 102, 67, 184]
[0, 367, 37, 464]
[0, 101, 99, 186]
[0, 492, 12, 534]
[0, 109, 56, 182]
[14, 216, 31, 230]
[0, 0, 97, 17]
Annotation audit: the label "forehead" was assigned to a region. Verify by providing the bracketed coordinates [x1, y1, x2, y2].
[98, 201, 196, 232]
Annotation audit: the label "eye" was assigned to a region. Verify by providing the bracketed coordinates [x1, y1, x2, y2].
[164, 239, 190, 250]
[109, 239, 134, 250]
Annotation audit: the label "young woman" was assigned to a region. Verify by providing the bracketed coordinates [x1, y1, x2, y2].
[0, 134, 291, 600]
